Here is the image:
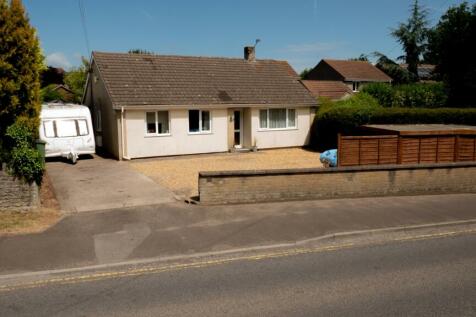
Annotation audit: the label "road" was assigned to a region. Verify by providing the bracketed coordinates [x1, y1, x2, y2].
[1, 232, 475, 317]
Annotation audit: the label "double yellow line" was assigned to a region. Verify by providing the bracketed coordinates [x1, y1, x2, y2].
[1, 228, 475, 293]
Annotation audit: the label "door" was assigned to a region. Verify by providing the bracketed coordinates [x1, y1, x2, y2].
[233, 110, 242, 148]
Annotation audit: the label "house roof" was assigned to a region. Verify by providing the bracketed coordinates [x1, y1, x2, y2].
[91, 51, 317, 108]
[52, 84, 75, 94]
[301, 80, 352, 100]
[321, 59, 392, 82]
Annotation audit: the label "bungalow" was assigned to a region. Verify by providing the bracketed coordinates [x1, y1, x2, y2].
[301, 80, 352, 101]
[82, 47, 317, 159]
[304, 59, 392, 93]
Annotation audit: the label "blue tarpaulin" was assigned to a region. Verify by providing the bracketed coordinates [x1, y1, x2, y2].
[320, 149, 338, 167]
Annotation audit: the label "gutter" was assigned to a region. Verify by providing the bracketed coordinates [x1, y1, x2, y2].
[120, 106, 131, 160]
[112, 103, 318, 111]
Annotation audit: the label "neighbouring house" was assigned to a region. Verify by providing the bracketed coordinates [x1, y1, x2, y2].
[301, 80, 352, 101]
[82, 48, 317, 159]
[399, 64, 436, 81]
[304, 59, 392, 93]
[51, 84, 76, 103]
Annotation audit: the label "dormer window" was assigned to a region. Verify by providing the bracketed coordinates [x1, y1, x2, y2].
[352, 82, 360, 92]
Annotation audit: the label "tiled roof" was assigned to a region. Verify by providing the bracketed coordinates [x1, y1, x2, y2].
[92, 51, 317, 108]
[301, 80, 352, 100]
[323, 59, 392, 82]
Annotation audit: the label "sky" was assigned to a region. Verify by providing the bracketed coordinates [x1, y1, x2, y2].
[22, 0, 474, 72]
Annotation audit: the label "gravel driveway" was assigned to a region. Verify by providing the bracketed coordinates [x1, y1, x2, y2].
[130, 148, 322, 198]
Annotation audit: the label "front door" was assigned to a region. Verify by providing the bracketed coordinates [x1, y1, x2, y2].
[233, 110, 242, 148]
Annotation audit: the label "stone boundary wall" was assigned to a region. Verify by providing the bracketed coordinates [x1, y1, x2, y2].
[0, 164, 39, 212]
[198, 162, 476, 204]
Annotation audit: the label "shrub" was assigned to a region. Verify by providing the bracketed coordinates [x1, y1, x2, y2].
[7, 145, 44, 185]
[360, 83, 393, 107]
[312, 105, 476, 150]
[362, 82, 448, 108]
[391, 83, 447, 108]
[4, 122, 44, 184]
[4, 121, 35, 149]
[311, 93, 382, 150]
[40, 84, 64, 102]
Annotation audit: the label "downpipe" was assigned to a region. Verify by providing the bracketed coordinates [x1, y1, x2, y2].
[121, 106, 131, 160]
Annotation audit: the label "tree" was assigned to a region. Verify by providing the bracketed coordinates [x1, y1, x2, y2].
[40, 84, 64, 102]
[0, 0, 43, 140]
[425, 2, 476, 106]
[349, 54, 369, 62]
[64, 57, 89, 103]
[391, 0, 429, 80]
[299, 68, 311, 80]
[128, 49, 155, 55]
[40, 66, 65, 88]
[373, 52, 415, 84]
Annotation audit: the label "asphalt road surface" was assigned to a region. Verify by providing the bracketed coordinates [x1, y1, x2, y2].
[1, 233, 475, 317]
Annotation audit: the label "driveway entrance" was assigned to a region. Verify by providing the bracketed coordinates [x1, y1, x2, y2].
[47, 155, 175, 213]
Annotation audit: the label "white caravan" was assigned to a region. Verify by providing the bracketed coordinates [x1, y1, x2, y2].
[39, 103, 95, 163]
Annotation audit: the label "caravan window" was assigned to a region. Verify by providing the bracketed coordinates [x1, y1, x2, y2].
[44, 119, 89, 138]
[56, 120, 77, 137]
[43, 121, 56, 138]
[77, 119, 89, 136]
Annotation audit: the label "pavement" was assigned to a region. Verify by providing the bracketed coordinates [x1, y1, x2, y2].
[1, 193, 476, 276]
[1, 230, 475, 316]
[46, 155, 175, 213]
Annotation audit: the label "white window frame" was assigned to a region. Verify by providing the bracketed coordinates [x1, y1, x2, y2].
[145, 111, 171, 137]
[259, 108, 297, 131]
[352, 81, 360, 92]
[188, 109, 212, 134]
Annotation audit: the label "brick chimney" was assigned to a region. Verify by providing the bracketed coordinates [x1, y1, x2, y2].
[244, 46, 255, 62]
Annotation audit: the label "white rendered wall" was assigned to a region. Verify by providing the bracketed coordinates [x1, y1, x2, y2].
[250, 107, 311, 149]
[125, 109, 228, 158]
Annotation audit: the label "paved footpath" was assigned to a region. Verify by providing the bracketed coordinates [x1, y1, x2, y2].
[1, 193, 476, 276]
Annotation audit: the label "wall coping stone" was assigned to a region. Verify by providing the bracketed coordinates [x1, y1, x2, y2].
[199, 162, 476, 178]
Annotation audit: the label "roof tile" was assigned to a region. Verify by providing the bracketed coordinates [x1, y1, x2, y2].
[92, 52, 317, 107]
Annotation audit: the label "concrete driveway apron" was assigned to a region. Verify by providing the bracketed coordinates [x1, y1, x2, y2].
[46, 155, 175, 213]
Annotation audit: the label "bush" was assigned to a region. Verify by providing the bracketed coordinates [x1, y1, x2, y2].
[311, 93, 382, 150]
[312, 105, 476, 150]
[360, 83, 393, 107]
[362, 82, 448, 108]
[40, 84, 64, 102]
[7, 146, 44, 185]
[4, 121, 36, 149]
[3, 122, 44, 184]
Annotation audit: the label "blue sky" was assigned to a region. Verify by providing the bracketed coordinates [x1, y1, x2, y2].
[23, 0, 473, 72]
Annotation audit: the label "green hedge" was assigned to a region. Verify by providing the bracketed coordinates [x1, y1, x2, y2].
[362, 82, 448, 108]
[312, 105, 476, 151]
[3, 122, 44, 184]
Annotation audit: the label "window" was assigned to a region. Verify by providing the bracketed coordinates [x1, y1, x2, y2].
[145, 111, 170, 135]
[259, 108, 296, 130]
[352, 82, 360, 92]
[259, 110, 267, 129]
[43, 121, 56, 138]
[146, 112, 157, 134]
[189, 110, 211, 133]
[56, 120, 78, 137]
[77, 119, 89, 136]
[43, 119, 90, 138]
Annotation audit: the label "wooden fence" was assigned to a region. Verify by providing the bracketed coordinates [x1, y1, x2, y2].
[338, 134, 476, 167]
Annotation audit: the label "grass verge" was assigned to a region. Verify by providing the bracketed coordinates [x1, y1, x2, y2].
[0, 171, 61, 236]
